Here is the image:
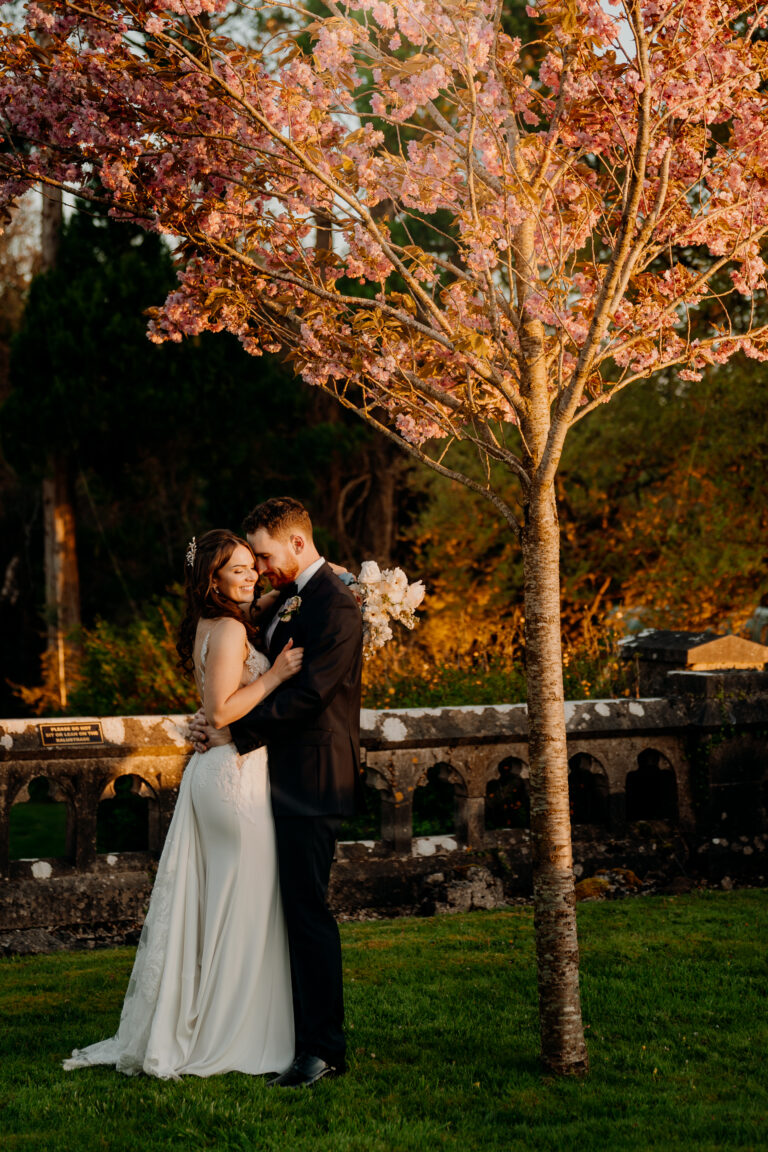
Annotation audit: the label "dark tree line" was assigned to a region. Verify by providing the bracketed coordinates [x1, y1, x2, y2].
[0, 207, 411, 715]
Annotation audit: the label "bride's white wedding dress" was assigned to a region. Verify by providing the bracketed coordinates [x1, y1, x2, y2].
[63, 641, 294, 1079]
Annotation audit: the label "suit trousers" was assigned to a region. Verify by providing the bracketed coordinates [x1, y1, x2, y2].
[273, 815, 346, 1068]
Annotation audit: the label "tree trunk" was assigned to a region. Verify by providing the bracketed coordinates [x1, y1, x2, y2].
[41, 183, 81, 708]
[43, 458, 81, 708]
[522, 482, 589, 1076]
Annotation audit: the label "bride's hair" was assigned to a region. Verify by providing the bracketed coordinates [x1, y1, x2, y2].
[177, 528, 261, 677]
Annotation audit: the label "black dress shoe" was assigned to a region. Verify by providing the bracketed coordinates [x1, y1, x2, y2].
[267, 1053, 343, 1089]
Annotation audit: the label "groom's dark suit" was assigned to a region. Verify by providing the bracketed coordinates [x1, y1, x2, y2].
[230, 562, 363, 1069]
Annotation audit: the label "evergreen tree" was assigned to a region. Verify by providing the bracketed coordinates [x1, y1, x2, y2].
[0, 208, 385, 709]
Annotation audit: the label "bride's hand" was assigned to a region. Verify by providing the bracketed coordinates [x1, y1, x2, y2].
[328, 561, 356, 587]
[272, 638, 304, 683]
[189, 708, 230, 750]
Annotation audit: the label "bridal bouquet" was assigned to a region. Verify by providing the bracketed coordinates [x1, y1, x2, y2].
[349, 562, 425, 659]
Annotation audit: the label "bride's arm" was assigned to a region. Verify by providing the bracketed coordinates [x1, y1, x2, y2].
[203, 620, 303, 729]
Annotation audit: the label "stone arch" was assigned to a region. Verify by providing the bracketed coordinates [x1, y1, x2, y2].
[364, 748, 433, 853]
[97, 773, 159, 854]
[568, 753, 609, 827]
[9, 775, 75, 861]
[626, 748, 679, 824]
[485, 756, 530, 830]
[412, 761, 459, 836]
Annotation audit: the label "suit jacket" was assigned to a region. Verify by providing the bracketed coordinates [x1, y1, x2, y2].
[230, 562, 363, 817]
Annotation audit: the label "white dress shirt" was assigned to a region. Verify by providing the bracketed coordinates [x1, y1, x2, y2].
[266, 556, 325, 647]
[295, 555, 325, 593]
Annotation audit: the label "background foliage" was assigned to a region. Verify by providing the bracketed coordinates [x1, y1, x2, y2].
[0, 206, 766, 716]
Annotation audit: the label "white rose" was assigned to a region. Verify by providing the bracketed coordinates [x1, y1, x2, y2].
[358, 560, 381, 586]
[363, 603, 387, 627]
[379, 579, 405, 605]
[404, 581, 425, 609]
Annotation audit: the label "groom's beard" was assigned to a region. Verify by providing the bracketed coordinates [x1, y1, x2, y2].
[265, 561, 300, 588]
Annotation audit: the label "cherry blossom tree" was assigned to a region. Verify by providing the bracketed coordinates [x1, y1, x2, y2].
[3, 0, 768, 1075]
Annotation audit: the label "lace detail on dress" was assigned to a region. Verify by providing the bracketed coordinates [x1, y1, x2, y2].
[198, 632, 269, 691]
[191, 639, 271, 823]
[199, 630, 211, 693]
[245, 644, 270, 682]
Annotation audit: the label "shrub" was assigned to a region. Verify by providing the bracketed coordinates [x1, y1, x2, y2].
[66, 590, 196, 716]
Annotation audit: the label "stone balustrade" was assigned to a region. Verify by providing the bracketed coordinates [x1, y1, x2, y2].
[360, 696, 696, 852]
[1, 668, 767, 942]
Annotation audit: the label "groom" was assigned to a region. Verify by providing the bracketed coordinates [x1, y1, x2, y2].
[193, 496, 363, 1088]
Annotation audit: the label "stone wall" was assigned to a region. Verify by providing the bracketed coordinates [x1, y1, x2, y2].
[1, 669, 767, 948]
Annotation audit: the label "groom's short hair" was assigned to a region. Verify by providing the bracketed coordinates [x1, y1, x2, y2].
[243, 496, 314, 541]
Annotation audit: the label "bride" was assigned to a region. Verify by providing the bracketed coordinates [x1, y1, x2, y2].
[64, 529, 301, 1079]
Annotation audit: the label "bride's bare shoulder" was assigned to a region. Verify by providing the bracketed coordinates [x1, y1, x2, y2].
[204, 617, 248, 645]
[194, 617, 246, 659]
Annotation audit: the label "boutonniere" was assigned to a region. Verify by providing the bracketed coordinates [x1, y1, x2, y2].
[278, 594, 302, 623]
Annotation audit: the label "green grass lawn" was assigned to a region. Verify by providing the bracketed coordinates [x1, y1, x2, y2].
[1, 890, 766, 1152]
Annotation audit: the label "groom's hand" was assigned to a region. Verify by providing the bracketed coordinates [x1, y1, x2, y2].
[188, 708, 230, 752]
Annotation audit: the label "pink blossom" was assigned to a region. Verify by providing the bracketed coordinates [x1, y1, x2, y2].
[394, 411, 443, 445]
[313, 24, 356, 73]
[372, 1, 396, 29]
[0, 0, 766, 437]
[27, 4, 55, 32]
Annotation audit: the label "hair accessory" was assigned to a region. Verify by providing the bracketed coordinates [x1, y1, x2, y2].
[185, 537, 197, 567]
